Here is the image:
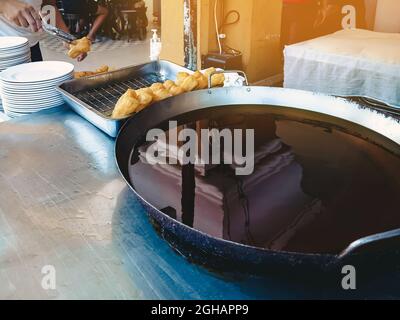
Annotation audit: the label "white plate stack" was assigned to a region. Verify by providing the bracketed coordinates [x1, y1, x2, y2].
[0, 37, 31, 110]
[0, 61, 74, 118]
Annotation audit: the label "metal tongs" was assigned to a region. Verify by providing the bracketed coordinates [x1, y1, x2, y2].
[40, 12, 77, 44]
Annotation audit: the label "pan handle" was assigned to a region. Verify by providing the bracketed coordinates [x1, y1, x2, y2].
[207, 70, 249, 90]
[338, 228, 400, 260]
[355, 96, 400, 116]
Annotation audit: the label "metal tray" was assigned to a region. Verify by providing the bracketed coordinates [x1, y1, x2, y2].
[57, 60, 193, 137]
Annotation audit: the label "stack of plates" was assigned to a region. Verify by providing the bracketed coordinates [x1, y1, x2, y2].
[0, 37, 31, 110]
[0, 61, 74, 118]
[0, 37, 30, 70]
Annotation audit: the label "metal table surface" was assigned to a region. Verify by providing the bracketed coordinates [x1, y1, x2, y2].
[0, 105, 398, 300]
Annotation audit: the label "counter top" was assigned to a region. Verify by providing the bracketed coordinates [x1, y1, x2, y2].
[0, 106, 398, 299]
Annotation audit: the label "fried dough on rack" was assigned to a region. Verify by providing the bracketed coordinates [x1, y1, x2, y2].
[211, 73, 225, 87]
[193, 71, 203, 79]
[180, 75, 199, 92]
[68, 37, 91, 59]
[152, 88, 172, 101]
[138, 87, 153, 96]
[111, 68, 227, 118]
[150, 83, 165, 91]
[203, 67, 225, 87]
[95, 65, 109, 73]
[203, 67, 216, 79]
[169, 85, 185, 96]
[197, 76, 209, 89]
[111, 89, 140, 119]
[175, 72, 190, 86]
[74, 65, 110, 79]
[136, 88, 154, 111]
[193, 71, 208, 89]
[163, 80, 175, 90]
[74, 71, 94, 79]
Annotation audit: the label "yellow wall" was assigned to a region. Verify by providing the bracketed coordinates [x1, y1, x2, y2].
[247, 0, 282, 81]
[199, 0, 212, 68]
[160, 0, 185, 65]
[162, 0, 283, 82]
[202, 0, 282, 82]
[213, 0, 253, 70]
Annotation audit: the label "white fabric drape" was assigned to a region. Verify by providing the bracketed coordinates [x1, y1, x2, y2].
[284, 29, 400, 108]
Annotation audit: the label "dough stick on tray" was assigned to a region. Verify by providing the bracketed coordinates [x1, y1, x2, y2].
[110, 69, 225, 119]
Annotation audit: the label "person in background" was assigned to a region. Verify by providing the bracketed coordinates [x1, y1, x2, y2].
[61, 0, 109, 43]
[0, 0, 86, 61]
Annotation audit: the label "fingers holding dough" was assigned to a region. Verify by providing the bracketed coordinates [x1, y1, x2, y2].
[68, 37, 91, 59]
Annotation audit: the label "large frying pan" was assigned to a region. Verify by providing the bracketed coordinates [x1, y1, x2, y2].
[115, 86, 400, 277]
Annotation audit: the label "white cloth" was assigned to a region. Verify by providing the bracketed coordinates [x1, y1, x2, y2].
[0, 0, 45, 47]
[284, 29, 400, 108]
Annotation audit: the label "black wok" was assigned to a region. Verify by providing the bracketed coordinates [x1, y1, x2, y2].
[115, 86, 400, 277]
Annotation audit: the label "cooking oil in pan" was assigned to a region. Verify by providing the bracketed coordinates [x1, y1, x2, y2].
[128, 107, 400, 255]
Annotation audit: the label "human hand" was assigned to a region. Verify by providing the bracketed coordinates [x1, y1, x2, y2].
[65, 42, 88, 61]
[0, 0, 42, 32]
[76, 52, 87, 62]
[67, 37, 91, 62]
